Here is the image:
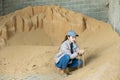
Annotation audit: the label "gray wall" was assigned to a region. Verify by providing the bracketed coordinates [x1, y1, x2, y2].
[108, 0, 120, 35]
[0, 0, 3, 15]
[1, 0, 108, 22]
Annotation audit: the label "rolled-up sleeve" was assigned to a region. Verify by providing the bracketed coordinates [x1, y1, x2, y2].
[70, 52, 78, 59]
[76, 44, 80, 53]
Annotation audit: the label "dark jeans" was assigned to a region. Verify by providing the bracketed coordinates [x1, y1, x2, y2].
[56, 54, 83, 70]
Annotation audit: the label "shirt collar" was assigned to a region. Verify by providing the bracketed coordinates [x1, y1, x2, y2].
[67, 39, 73, 44]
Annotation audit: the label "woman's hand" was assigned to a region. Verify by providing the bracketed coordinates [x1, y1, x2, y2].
[78, 49, 85, 56]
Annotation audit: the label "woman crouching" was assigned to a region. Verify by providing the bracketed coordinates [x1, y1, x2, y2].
[55, 30, 84, 76]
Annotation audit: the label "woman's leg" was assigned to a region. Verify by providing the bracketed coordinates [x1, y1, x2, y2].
[56, 54, 70, 70]
[67, 59, 83, 68]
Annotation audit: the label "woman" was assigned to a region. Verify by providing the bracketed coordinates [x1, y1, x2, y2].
[55, 30, 84, 75]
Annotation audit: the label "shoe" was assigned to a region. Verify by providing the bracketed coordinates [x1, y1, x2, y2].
[62, 69, 72, 77]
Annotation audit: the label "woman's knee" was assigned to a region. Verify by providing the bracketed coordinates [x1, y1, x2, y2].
[64, 54, 70, 61]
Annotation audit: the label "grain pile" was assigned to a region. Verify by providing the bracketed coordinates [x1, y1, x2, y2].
[0, 5, 120, 80]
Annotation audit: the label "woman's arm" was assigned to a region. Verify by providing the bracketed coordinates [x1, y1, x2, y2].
[60, 43, 78, 59]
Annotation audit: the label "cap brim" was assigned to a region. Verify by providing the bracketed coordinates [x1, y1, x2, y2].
[76, 35, 79, 37]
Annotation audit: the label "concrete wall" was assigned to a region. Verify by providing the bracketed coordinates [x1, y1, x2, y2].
[1, 0, 108, 22]
[108, 0, 120, 35]
[0, 0, 3, 15]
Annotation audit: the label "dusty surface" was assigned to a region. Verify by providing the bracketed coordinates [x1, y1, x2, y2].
[0, 5, 120, 80]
